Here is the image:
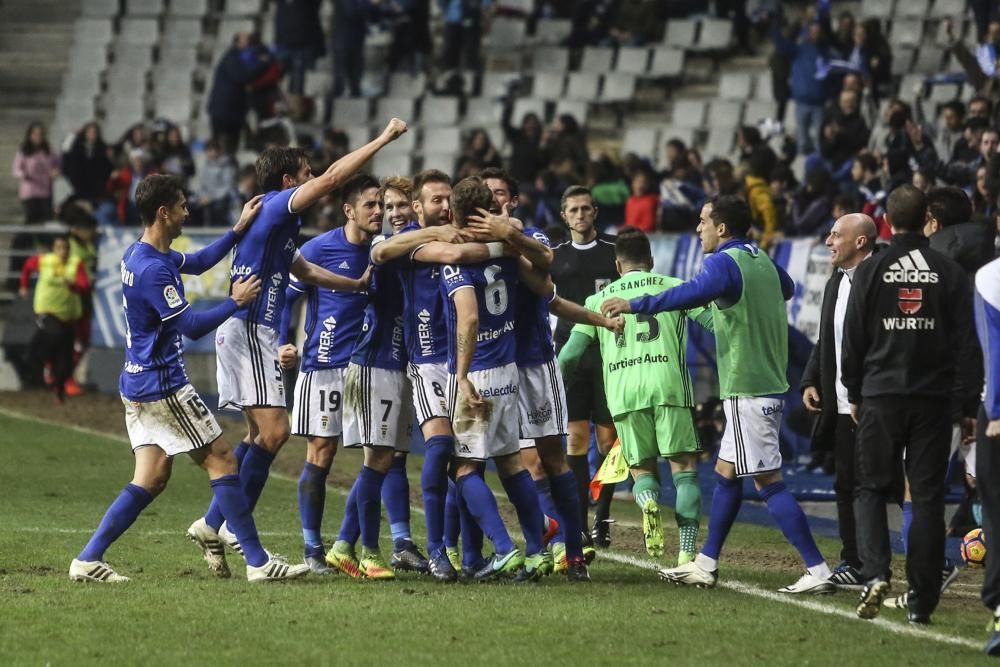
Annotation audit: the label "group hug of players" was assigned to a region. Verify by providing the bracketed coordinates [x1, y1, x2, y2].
[68, 119, 838, 592]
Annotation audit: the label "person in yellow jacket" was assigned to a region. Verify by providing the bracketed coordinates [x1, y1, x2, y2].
[743, 151, 779, 248]
[18, 234, 90, 402]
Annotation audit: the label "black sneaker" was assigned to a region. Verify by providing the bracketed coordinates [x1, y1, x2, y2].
[829, 561, 865, 590]
[566, 558, 591, 582]
[390, 541, 430, 574]
[591, 518, 613, 549]
[908, 610, 931, 625]
[428, 549, 458, 583]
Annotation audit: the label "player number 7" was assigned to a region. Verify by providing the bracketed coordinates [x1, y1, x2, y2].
[380, 399, 393, 421]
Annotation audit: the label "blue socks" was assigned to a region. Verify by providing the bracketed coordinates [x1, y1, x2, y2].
[338, 477, 361, 544]
[901, 500, 913, 554]
[357, 466, 387, 551]
[457, 488, 484, 568]
[78, 484, 153, 562]
[209, 474, 267, 567]
[444, 481, 460, 549]
[204, 440, 250, 531]
[550, 470, 584, 560]
[759, 481, 825, 568]
[702, 472, 742, 561]
[383, 455, 412, 549]
[501, 469, 545, 557]
[421, 435, 452, 554]
[534, 476, 565, 543]
[240, 444, 275, 512]
[298, 462, 329, 558]
[456, 472, 514, 555]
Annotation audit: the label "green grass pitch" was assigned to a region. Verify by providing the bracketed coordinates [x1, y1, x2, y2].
[0, 408, 994, 665]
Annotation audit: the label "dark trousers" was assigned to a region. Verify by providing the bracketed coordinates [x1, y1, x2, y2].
[443, 21, 481, 71]
[28, 314, 75, 389]
[977, 404, 1000, 612]
[855, 396, 950, 615]
[333, 47, 363, 98]
[833, 414, 860, 568]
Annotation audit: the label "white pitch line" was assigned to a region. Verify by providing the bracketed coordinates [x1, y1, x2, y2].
[599, 550, 981, 651]
[1, 407, 985, 652]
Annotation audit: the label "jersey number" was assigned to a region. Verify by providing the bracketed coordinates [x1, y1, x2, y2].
[615, 314, 660, 348]
[319, 389, 341, 412]
[380, 399, 393, 422]
[431, 381, 446, 398]
[483, 264, 509, 316]
[186, 395, 209, 417]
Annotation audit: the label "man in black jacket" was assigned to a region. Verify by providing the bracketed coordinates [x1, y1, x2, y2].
[925, 186, 997, 287]
[842, 185, 983, 624]
[801, 213, 877, 589]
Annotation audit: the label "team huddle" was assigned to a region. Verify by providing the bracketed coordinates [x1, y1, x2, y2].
[68, 118, 835, 591]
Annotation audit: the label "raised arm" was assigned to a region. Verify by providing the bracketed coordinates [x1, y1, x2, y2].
[602, 252, 741, 316]
[289, 119, 408, 214]
[370, 224, 466, 265]
[466, 209, 553, 270]
[291, 253, 369, 292]
[412, 240, 501, 265]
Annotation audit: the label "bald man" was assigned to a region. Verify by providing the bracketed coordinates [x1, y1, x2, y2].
[801, 213, 877, 590]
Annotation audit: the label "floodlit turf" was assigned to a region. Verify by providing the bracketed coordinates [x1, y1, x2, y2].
[0, 408, 995, 665]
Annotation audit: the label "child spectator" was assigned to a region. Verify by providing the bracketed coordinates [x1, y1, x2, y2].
[196, 139, 238, 226]
[624, 168, 659, 233]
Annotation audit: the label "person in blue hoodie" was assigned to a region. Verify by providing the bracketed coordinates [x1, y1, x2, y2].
[773, 2, 834, 156]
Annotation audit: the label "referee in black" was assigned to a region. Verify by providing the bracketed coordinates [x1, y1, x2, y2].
[842, 184, 982, 624]
[550, 185, 620, 547]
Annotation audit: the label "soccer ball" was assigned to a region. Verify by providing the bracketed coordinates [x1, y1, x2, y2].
[961, 528, 987, 567]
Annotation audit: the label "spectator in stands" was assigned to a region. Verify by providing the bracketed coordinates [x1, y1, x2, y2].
[830, 10, 854, 56]
[789, 167, 836, 237]
[743, 150, 778, 248]
[18, 234, 89, 403]
[769, 163, 796, 232]
[914, 124, 998, 190]
[565, 0, 614, 48]
[195, 139, 238, 227]
[207, 32, 271, 154]
[703, 158, 739, 199]
[970, 96, 994, 121]
[118, 124, 150, 163]
[329, 0, 377, 103]
[972, 1, 1000, 44]
[773, 6, 834, 155]
[61, 122, 113, 212]
[768, 14, 794, 122]
[589, 155, 629, 226]
[975, 165, 998, 222]
[840, 72, 877, 130]
[925, 185, 995, 284]
[541, 114, 589, 184]
[274, 0, 326, 118]
[155, 126, 195, 186]
[12, 122, 60, 224]
[914, 100, 966, 167]
[455, 128, 502, 180]
[387, 0, 432, 75]
[108, 149, 156, 225]
[736, 126, 777, 183]
[976, 20, 1000, 78]
[912, 169, 932, 194]
[623, 168, 658, 233]
[607, 0, 664, 47]
[236, 163, 259, 206]
[313, 128, 349, 173]
[851, 151, 885, 229]
[852, 19, 893, 98]
[440, 0, 489, 72]
[502, 104, 544, 185]
[822, 89, 870, 161]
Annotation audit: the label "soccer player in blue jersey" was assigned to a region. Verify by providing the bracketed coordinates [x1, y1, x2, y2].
[370, 170, 514, 580]
[324, 176, 432, 580]
[189, 119, 408, 567]
[442, 176, 553, 581]
[70, 175, 309, 583]
[274, 173, 379, 574]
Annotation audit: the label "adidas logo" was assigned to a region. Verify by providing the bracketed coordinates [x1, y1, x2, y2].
[757, 459, 765, 469]
[882, 250, 939, 284]
[338, 261, 350, 269]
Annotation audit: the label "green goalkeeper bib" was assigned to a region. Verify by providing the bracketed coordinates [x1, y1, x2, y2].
[712, 247, 789, 398]
[575, 270, 707, 417]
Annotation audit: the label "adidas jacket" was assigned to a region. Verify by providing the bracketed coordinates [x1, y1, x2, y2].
[841, 233, 982, 416]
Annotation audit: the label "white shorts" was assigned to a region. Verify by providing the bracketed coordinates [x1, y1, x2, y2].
[448, 363, 520, 461]
[719, 396, 783, 477]
[291, 367, 345, 438]
[343, 363, 415, 450]
[216, 317, 286, 411]
[407, 361, 451, 425]
[517, 359, 569, 441]
[122, 384, 222, 456]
